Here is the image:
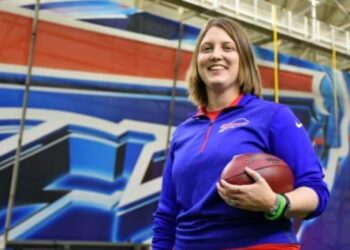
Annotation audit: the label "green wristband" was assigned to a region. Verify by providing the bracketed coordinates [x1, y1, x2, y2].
[264, 194, 287, 221]
[281, 193, 291, 217]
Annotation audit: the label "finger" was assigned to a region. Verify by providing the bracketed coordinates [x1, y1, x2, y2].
[220, 180, 244, 195]
[220, 188, 238, 207]
[216, 182, 223, 193]
[216, 182, 229, 197]
[217, 189, 225, 200]
[244, 167, 263, 183]
[220, 179, 239, 189]
[217, 183, 232, 203]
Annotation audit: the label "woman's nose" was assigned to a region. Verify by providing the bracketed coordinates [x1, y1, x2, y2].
[210, 47, 223, 61]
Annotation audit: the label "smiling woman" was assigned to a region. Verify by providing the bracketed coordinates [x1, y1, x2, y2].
[187, 18, 261, 110]
[152, 17, 329, 250]
[196, 26, 240, 111]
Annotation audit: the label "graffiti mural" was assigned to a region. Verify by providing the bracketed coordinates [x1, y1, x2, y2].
[0, 1, 349, 249]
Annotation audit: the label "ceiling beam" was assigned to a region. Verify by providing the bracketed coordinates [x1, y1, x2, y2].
[251, 36, 273, 45]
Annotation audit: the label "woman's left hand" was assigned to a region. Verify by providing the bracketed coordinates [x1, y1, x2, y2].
[216, 167, 276, 212]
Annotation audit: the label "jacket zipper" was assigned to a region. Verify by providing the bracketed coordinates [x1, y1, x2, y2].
[200, 121, 213, 152]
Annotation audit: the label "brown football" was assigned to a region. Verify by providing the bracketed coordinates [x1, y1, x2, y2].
[221, 153, 294, 193]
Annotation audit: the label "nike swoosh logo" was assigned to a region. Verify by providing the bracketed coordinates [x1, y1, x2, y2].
[295, 122, 303, 128]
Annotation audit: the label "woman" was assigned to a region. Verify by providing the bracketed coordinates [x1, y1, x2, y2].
[152, 17, 329, 250]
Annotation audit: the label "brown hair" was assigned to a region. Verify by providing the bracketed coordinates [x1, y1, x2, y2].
[187, 17, 262, 106]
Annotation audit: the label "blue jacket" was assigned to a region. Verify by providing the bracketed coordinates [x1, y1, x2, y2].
[152, 94, 329, 250]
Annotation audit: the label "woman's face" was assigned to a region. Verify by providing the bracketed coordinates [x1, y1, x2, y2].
[197, 26, 239, 94]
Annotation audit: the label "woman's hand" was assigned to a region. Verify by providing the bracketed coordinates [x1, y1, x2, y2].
[216, 167, 276, 212]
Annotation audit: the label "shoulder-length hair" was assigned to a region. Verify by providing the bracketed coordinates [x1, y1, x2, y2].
[187, 17, 262, 106]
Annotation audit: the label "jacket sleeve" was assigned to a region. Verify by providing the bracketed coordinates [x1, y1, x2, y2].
[152, 139, 179, 250]
[268, 105, 330, 219]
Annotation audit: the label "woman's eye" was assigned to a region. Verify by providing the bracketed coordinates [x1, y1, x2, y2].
[201, 47, 212, 52]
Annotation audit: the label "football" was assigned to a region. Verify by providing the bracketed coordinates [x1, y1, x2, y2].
[221, 153, 294, 193]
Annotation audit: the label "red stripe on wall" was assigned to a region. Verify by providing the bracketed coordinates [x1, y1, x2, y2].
[0, 11, 313, 92]
[0, 11, 32, 65]
[0, 11, 192, 80]
[259, 66, 313, 92]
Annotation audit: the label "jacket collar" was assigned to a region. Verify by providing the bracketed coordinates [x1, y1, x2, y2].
[193, 93, 257, 118]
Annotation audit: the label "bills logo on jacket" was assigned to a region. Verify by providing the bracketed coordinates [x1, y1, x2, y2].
[218, 118, 250, 133]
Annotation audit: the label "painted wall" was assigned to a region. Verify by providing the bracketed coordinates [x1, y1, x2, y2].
[0, 1, 349, 249]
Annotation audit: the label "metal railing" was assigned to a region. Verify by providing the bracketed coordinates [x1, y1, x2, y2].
[181, 0, 350, 56]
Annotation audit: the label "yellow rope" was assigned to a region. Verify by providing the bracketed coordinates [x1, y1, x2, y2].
[272, 5, 279, 103]
[332, 44, 339, 144]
